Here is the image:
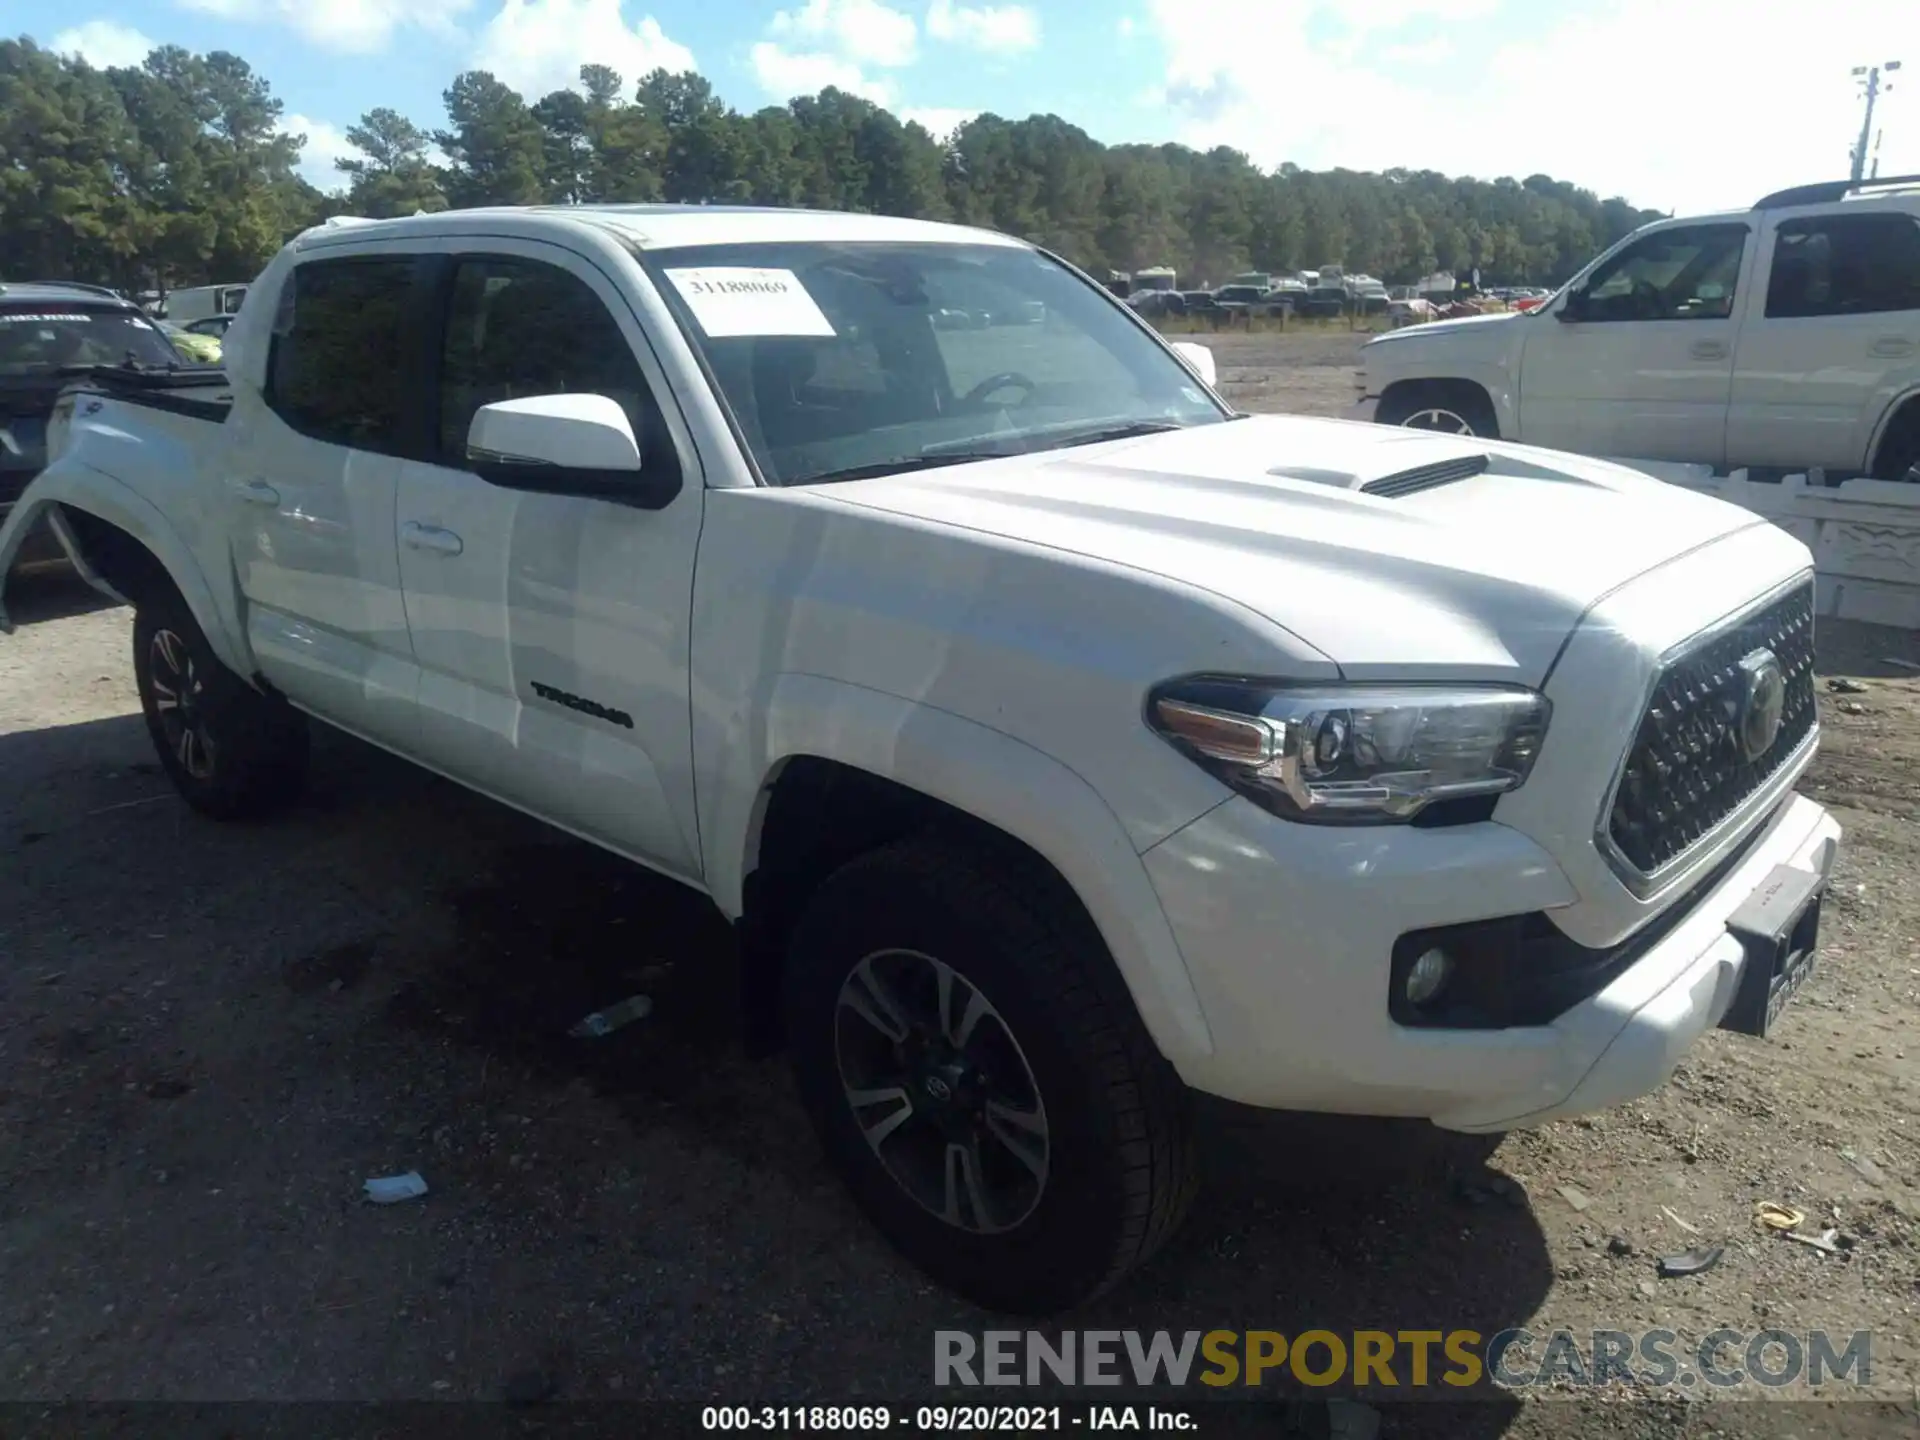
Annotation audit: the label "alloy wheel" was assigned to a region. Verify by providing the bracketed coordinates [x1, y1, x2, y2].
[834, 948, 1050, 1235]
[148, 628, 216, 781]
[1402, 406, 1477, 435]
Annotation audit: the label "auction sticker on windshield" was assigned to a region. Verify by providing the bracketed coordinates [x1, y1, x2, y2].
[663, 268, 835, 338]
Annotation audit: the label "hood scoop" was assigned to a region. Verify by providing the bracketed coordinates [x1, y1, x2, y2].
[1358, 452, 1490, 498]
[1264, 450, 1491, 499]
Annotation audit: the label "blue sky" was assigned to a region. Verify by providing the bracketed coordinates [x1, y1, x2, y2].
[17, 0, 1915, 215]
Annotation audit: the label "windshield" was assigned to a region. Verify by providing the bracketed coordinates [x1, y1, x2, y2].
[0, 305, 179, 376]
[643, 241, 1228, 486]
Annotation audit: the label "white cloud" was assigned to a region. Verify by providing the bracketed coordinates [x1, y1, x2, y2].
[1137, 0, 1917, 214]
[51, 19, 157, 69]
[925, 0, 1039, 54]
[1380, 36, 1454, 67]
[278, 113, 358, 193]
[1328, 0, 1497, 28]
[175, 0, 471, 53]
[471, 0, 695, 99]
[749, 42, 895, 104]
[769, 0, 918, 68]
[902, 106, 979, 139]
[751, 0, 918, 104]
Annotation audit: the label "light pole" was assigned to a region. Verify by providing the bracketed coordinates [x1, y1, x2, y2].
[1851, 61, 1901, 182]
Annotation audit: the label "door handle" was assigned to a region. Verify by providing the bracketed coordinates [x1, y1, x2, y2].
[1870, 337, 1915, 358]
[230, 478, 279, 505]
[401, 521, 464, 556]
[1690, 339, 1729, 360]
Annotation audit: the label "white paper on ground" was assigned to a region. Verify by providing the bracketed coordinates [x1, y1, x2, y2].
[364, 1171, 429, 1204]
[662, 267, 836, 338]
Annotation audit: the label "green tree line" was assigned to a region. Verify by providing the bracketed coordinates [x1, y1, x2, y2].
[2, 34, 1665, 294]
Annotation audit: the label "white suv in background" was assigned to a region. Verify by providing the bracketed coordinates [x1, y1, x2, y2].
[1357, 174, 1920, 482]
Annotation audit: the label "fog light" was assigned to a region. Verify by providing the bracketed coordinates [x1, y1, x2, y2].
[1405, 947, 1454, 1006]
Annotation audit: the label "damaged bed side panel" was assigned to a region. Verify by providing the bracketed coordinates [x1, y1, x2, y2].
[0, 384, 246, 676]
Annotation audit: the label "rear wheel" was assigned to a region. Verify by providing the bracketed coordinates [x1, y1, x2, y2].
[1377, 382, 1500, 439]
[784, 838, 1198, 1314]
[1874, 407, 1920, 483]
[133, 589, 308, 820]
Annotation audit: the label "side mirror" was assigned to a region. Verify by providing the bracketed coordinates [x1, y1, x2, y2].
[1170, 340, 1217, 388]
[1556, 286, 1586, 323]
[466, 393, 678, 509]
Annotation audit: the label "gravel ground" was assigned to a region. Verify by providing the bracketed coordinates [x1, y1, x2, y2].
[2, 334, 1917, 1436]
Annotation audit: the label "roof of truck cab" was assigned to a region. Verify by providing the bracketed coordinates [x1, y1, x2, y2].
[295, 204, 1027, 254]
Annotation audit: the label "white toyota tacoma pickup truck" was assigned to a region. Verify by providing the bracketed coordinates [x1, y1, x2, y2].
[1356, 174, 1920, 481]
[0, 205, 1842, 1314]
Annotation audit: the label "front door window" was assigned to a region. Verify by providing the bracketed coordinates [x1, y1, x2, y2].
[1576, 225, 1750, 322]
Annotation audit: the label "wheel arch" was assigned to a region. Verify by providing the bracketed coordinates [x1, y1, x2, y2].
[714, 675, 1215, 1073]
[1377, 376, 1505, 435]
[1867, 387, 1920, 479]
[1, 476, 248, 676]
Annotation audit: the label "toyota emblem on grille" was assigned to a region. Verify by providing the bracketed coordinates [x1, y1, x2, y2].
[1734, 648, 1787, 763]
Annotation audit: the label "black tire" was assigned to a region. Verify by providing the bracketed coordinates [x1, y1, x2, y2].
[1874, 409, 1920, 483]
[1376, 382, 1500, 439]
[133, 587, 309, 821]
[784, 837, 1198, 1314]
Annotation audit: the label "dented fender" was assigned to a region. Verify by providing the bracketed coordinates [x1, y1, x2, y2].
[0, 465, 249, 678]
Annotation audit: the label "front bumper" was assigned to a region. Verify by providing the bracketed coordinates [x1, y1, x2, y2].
[1142, 791, 1839, 1132]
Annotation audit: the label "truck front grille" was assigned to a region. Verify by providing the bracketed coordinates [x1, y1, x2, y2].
[1605, 580, 1816, 879]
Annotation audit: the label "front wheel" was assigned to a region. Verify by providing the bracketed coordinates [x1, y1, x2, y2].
[784, 838, 1198, 1314]
[1376, 383, 1500, 439]
[133, 590, 309, 820]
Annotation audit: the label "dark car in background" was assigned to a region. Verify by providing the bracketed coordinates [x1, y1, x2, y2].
[1, 282, 185, 576]
[1126, 289, 1187, 319]
[1212, 283, 1269, 319]
[1300, 285, 1349, 319]
[1179, 290, 1224, 320]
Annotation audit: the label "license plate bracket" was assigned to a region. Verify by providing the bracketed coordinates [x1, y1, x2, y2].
[1719, 864, 1825, 1039]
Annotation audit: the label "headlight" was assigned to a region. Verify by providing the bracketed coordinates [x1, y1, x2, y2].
[1147, 678, 1550, 823]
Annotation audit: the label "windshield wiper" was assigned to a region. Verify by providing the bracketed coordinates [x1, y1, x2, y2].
[4, 360, 174, 379]
[784, 419, 1209, 486]
[785, 450, 1021, 486]
[1033, 418, 1190, 451]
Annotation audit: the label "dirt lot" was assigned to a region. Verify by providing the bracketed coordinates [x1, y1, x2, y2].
[3, 333, 1918, 1435]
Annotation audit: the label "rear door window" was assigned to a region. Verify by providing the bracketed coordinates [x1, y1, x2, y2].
[1765, 213, 1920, 318]
[265, 258, 416, 454]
